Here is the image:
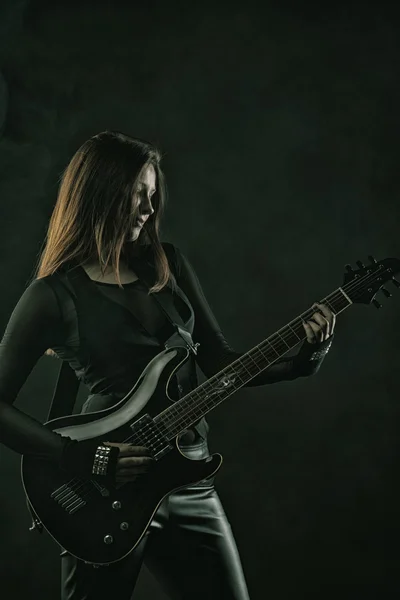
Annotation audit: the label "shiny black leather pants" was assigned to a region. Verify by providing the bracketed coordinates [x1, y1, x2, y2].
[60, 440, 250, 600]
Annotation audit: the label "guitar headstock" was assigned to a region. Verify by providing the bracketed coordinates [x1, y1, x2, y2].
[343, 256, 400, 307]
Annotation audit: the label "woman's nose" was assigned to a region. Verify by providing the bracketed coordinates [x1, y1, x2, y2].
[143, 197, 154, 213]
[142, 201, 154, 218]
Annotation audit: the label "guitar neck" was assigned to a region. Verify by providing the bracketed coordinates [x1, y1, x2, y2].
[154, 286, 352, 440]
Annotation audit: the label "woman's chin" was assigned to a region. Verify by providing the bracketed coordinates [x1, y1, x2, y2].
[128, 230, 141, 242]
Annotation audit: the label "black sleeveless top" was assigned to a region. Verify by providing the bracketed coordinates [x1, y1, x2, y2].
[48, 242, 207, 443]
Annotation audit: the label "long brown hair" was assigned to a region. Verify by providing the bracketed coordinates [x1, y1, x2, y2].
[33, 130, 176, 357]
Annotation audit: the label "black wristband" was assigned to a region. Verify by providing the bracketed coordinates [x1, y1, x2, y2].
[59, 437, 120, 485]
[297, 334, 334, 361]
[291, 335, 334, 377]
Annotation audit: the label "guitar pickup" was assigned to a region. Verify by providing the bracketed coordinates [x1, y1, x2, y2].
[130, 414, 172, 461]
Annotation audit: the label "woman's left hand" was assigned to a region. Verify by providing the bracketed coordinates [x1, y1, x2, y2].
[303, 302, 336, 344]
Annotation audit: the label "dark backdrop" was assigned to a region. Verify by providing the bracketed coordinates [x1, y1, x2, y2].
[0, 1, 399, 598]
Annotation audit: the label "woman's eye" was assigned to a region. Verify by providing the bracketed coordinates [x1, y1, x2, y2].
[137, 188, 155, 201]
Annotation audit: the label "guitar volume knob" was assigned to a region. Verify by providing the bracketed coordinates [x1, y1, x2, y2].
[112, 501, 121, 510]
[103, 535, 114, 545]
[120, 522, 129, 530]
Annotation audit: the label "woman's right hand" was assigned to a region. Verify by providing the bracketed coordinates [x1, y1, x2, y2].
[103, 442, 155, 483]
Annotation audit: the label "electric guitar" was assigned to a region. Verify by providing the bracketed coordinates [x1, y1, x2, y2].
[21, 256, 400, 565]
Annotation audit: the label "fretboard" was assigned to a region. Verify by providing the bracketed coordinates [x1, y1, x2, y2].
[154, 285, 352, 440]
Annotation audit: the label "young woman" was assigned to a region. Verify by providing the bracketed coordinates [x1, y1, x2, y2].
[0, 130, 335, 599]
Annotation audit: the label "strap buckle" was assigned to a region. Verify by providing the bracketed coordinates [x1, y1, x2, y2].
[164, 324, 200, 356]
[176, 325, 200, 355]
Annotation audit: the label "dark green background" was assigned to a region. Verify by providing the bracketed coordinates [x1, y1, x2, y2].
[0, 1, 399, 598]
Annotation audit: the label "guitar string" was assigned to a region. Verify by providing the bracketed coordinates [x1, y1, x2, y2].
[56, 266, 394, 504]
[124, 265, 393, 441]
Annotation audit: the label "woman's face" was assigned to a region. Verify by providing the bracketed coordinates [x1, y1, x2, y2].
[130, 163, 156, 241]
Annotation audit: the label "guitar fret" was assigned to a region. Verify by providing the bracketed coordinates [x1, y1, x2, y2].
[237, 357, 254, 378]
[324, 298, 335, 312]
[231, 371, 245, 386]
[276, 332, 290, 349]
[255, 345, 274, 366]
[270, 333, 290, 352]
[243, 353, 260, 374]
[265, 339, 280, 357]
[287, 324, 301, 341]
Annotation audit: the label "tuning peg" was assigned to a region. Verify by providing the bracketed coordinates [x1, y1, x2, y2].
[392, 278, 400, 288]
[345, 264, 353, 273]
[356, 260, 365, 269]
[382, 287, 392, 298]
[368, 255, 377, 264]
[373, 299, 382, 309]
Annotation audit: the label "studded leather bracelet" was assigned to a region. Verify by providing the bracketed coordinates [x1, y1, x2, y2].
[309, 338, 333, 361]
[92, 445, 113, 477]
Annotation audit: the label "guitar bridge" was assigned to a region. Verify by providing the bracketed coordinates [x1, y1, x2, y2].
[91, 481, 110, 496]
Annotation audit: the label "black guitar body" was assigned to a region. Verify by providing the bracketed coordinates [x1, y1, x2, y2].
[21, 346, 222, 565]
